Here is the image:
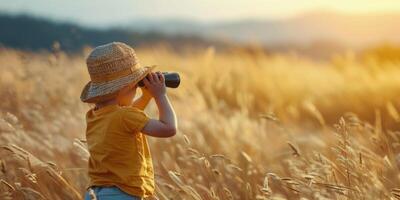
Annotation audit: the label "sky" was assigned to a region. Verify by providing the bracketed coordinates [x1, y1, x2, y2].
[1, 0, 400, 27]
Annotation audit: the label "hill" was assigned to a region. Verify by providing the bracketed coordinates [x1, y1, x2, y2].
[0, 13, 217, 52]
[123, 11, 400, 48]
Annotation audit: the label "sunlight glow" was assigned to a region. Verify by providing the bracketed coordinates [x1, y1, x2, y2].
[0, 0, 400, 25]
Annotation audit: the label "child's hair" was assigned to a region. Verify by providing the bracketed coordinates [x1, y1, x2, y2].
[93, 98, 113, 108]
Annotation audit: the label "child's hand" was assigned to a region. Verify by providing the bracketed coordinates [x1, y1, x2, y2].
[143, 71, 166, 99]
[140, 86, 152, 98]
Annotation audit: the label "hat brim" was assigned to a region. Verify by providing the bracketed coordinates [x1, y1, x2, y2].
[80, 65, 156, 103]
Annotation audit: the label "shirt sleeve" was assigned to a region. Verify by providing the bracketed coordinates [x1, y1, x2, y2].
[121, 107, 151, 133]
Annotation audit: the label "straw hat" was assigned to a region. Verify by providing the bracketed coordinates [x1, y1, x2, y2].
[80, 42, 155, 103]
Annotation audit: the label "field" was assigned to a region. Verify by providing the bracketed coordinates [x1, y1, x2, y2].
[1, 46, 400, 199]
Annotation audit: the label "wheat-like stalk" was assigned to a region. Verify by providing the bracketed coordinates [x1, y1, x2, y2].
[1, 47, 400, 199]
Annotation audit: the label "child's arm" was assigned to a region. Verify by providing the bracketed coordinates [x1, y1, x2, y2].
[142, 72, 177, 137]
[131, 88, 152, 110]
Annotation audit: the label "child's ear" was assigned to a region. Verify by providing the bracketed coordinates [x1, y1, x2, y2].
[117, 85, 129, 98]
[116, 89, 123, 101]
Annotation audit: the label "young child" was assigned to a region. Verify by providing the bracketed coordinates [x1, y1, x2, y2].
[81, 42, 177, 200]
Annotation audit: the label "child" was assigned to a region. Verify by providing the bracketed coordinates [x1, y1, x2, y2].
[81, 42, 177, 200]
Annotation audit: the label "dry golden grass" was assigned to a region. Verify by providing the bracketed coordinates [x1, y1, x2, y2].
[1, 46, 400, 199]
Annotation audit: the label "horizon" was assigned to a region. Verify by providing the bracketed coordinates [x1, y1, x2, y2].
[2, 9, 400, 29]
[1, 0, 400, 27]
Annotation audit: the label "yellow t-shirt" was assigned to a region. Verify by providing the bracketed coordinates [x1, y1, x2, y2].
[85, 104, 154, 197]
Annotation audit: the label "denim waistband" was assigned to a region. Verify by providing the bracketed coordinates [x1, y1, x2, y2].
[86, 186, 142, 200]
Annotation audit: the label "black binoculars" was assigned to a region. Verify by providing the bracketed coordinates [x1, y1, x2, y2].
[138, 72, 180, 88]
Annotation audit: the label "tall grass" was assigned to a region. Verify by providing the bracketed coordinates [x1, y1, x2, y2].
[1, 46, 400, 199]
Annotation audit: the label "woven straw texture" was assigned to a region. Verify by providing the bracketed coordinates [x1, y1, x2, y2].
[80, 42, 155, 103]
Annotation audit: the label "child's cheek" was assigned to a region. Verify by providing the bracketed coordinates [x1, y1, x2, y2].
[128, 91, 136, 103]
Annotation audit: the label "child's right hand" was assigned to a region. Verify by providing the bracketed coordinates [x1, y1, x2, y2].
[141, 71, 177, 138]
[143, 71, 166, 98]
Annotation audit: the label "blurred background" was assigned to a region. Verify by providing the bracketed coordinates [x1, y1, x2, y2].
[2, 1, 400, 200]
[2, 0, 400, 58]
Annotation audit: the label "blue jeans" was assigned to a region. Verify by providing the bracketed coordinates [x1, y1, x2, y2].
[84, 186, 142, 200]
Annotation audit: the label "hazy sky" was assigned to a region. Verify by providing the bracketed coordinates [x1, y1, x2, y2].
[1, 0, 400, 26]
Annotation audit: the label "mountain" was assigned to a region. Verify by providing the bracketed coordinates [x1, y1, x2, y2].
[122, 11, 400, 48]
[2, 11, 400, 57]
[0, 14, 219, 52]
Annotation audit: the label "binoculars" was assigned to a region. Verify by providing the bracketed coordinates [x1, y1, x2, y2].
[138, 72, 180, 88]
